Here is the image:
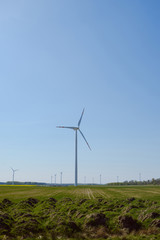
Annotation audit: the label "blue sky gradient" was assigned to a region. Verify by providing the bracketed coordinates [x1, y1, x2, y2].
[0, 0, 160, 184]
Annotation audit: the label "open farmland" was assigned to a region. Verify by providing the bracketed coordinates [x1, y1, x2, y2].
[0, 185, 160, 239]
[0, 185, 160, 201]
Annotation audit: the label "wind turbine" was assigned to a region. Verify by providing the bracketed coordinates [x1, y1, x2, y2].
[11, 168, 18, 185]
[57, 109, 91, 186]
[54, 174, 57, 185]
[60, 172, 62, 185]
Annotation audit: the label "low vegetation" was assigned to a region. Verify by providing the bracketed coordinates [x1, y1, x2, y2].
[0, 186, 160, 239]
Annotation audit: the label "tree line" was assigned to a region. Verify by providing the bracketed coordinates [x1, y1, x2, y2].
[107, 178, 160, 186]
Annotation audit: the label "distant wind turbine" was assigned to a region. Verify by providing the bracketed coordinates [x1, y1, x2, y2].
[100, 174, 102, 185]
[11, 168, 18, 185]
[60, 172, 62, 185]
[57, 109, 91, 186]
[55, 174, 57, 185]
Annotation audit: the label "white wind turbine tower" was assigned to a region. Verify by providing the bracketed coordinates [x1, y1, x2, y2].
[60, 172, 62, 185]
[57, 109, 91, 186]
[11, 168, 18, 185]
[54, 174, 57, 185]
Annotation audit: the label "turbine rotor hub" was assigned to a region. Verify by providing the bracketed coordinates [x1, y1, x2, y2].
[73, 127, 79, 131]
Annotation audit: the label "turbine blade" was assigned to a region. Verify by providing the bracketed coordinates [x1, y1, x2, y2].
[78, 108, 85, 127]
[79, 129, 91, 150]
[56, 126, 75, 129]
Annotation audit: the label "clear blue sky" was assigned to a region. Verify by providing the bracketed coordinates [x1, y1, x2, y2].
[0, 0, 160, 184]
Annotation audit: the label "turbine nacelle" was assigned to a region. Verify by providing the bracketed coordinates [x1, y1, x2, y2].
[56, 126, 79, 131]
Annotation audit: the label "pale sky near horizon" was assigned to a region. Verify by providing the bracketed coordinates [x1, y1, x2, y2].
[0, 0, 160, 184]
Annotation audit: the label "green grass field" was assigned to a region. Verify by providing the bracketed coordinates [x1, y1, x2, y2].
[0, 185, 160, 239]
[0, 185, 160, 201]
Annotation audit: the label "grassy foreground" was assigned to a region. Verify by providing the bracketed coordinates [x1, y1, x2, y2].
[0, 185, 160, 239]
